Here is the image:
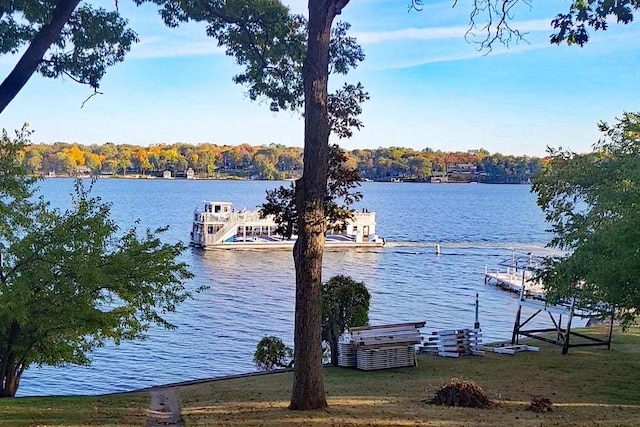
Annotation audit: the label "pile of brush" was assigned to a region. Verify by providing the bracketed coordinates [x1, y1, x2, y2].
[527, 397, 553, 413]
[427, 378, 495, 409]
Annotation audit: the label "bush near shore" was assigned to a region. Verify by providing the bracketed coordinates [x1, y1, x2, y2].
[1, 326, 639, 426]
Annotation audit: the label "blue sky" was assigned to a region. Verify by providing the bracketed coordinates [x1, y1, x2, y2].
[1, 0, 639, 156]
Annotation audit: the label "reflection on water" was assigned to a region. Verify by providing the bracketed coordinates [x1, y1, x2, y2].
[18, 180, 557, 396]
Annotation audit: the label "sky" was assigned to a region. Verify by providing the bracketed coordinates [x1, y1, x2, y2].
[1, 0, 639, 156]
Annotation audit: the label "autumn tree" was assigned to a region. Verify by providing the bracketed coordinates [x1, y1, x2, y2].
[0, 127, 197, 397]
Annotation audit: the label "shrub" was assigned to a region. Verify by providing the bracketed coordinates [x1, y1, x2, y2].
[253, 336, 293, 371]
[428, 378, 495, 409]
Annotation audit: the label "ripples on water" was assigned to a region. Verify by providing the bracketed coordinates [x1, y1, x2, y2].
[19, 180, 557, 396]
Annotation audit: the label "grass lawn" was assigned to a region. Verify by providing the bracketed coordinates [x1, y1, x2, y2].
[178, 326, 640, 426]
[0, 326, 638, 426]
[0, 392, 148, 426]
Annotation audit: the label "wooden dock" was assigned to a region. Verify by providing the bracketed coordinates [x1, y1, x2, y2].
[484, 267, 545, 298]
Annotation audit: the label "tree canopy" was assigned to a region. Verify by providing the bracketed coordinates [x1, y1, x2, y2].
[0, 0, 138, 113]
[532, 112, 640, 328]
[0, 127, 196, 397]
[259, 144, 363, 239]
[12, 140, 543, 183]
[321, 275, 370, 367]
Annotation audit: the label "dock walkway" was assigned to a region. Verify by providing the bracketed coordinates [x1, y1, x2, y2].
[484, 262, 545, 298]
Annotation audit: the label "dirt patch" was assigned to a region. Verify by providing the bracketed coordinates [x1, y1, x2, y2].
[145, 387, 184, 426]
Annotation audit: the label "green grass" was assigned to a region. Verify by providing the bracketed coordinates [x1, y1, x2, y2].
[1, 326, 639, 426]
[0, 392, 148, 426]
[177, 326, 640, 426]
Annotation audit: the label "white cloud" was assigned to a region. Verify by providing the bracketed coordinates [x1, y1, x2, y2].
[377, 43, 546, 69]
[354, 18, 553, 44]
[129, 37, 225, 59]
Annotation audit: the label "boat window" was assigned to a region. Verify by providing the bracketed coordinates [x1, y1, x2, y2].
[353, 226, 358, 233]
[207, 226, 214, 234]
[214, 205, 221, 213]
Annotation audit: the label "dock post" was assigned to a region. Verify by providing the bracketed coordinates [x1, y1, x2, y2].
[562, 297, 576, 355]
[511, 304, 522, 345]
[474, 293, 480, 329]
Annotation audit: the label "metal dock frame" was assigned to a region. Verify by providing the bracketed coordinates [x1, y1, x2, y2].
[510, 281, 614, 355]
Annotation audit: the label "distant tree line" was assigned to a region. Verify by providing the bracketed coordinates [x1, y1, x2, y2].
[19, 142, 544, 183]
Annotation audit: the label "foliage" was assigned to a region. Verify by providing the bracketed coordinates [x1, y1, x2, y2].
[0, 128, 197, 397]
[410, 0, 639, 51]
[0, 0, 138, 112]
[253, 336, 293, 371]
[15, 141, 543, 184]
[550, 0, 640, 46]
[142, 0, 366, 122]
[532, 112, 640, 328]
[427, 378, 495, 409]
[321, 275, 370, 366]
[36, 5, 138, 89]
[259, 145, 362, 239]
[260, 184, 296, 238]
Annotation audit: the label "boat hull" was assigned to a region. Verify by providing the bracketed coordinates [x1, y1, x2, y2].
[190, 239, 385, 250]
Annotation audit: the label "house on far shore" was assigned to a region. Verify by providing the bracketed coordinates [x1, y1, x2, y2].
[186, 168, 195, 180]
[163, 170, 174, 179]
[447, 163, 477, 174]
[430, 170, 449, 183]
[47, 170, 56, 178]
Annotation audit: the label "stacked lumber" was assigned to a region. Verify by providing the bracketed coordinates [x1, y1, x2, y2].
[339, 322, 425, 371]
[421, 328, 484, 357]
[337, 342, 357, 367]
[356, 346, 416, 371]
[350, 323, 424, 349]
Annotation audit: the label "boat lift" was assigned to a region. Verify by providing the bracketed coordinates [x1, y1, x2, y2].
[509, 270, 614, 355]
[484, 252, 614, 354]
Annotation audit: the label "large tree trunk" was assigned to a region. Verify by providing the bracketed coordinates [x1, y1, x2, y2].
[289, 0, 349, 410]
[0, 0, 81, 114]
[0, 321, 21, 397]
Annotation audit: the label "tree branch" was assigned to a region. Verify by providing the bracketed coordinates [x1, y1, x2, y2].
[0, 0, 82, 114]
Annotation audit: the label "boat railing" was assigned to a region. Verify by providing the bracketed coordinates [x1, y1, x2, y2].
[196, 211, 265, 224]
[211, 219, 238, 243]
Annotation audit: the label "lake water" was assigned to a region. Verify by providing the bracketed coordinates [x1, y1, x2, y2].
[19, 179, 556, 396]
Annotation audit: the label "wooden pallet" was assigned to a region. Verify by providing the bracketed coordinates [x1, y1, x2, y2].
[421, 328, 484, 357]
[481, 344, 539, 355]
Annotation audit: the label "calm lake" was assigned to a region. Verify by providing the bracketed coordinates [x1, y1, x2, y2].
[20, 179, 555, 396]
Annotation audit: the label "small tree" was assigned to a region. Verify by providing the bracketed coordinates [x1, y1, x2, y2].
[0, 127, 197, 397]
[321, 275, 370, 366]
[259, 144, 363, 239]
[253, 336, 293, 371]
